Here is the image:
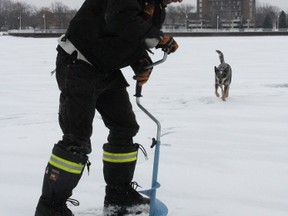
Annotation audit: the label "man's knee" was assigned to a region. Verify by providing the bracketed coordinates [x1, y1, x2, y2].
[108, 126, 139, 145]
[57, 135, 92, 154]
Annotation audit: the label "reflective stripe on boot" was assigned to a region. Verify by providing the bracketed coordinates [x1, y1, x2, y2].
[49, 153, 85, 174]
[102, 143, 149, 207]
[102, 143, 138, 187]
[103, 150, 138, 163]
[35, 144, 88, 216]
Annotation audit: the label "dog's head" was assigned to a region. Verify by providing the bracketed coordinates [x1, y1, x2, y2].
[214, 63, 229, 85]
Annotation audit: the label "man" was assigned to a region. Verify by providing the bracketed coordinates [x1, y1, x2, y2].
[35, 0, 181, 215]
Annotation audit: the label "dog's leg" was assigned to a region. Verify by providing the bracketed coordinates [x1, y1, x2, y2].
[215, 84, 220, 97]
[225, 85, 230, 98]
[220, 85, 226, 101]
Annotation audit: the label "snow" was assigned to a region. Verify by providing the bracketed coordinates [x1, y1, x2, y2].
[0, 35, 287, 216]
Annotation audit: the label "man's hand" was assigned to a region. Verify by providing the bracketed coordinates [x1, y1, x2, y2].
[155, 35, 178, 54]
[131, 58, 153, 86]
[133, 68, 152, 86]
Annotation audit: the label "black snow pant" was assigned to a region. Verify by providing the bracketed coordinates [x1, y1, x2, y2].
[36, 47, 141, 215]
[55, 46, 140, 154]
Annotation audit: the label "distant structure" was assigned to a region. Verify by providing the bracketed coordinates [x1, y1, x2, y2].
[196, 0, 256, 29]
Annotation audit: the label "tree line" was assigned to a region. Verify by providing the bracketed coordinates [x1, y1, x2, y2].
[0, 0, 287, 31]
[0, 0, 76, 31]
[164, 3, 287, 29]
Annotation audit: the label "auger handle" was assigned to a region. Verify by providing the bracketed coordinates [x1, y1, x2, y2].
[135, 84, 143, 98]
[134, 52, 168, 97]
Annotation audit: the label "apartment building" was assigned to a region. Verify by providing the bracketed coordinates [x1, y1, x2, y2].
[197, 0, 256, 28]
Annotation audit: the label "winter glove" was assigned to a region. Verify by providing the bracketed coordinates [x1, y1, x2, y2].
[133, 69, 152, 86]
[155, 35, 178, 54]
[131, 58, 153, 86]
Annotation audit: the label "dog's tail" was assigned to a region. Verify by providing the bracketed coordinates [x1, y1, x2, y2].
[216, 50, 225, 64]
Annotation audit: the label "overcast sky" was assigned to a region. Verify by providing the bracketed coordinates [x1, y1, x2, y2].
[21, 0, 288, 10]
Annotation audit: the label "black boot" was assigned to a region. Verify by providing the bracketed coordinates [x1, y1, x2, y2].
[35, 144, 88, 216]
[102, 143, 149, 209]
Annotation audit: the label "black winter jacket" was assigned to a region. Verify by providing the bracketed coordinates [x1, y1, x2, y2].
[65, 0, 165, 72]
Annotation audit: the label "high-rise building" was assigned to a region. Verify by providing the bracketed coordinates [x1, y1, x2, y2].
[197, 0, 256, 28]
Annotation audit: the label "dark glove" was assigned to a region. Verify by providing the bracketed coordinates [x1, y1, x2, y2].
[131, 58, 153, 86]
[155, 35, 178, 54]
[133, 69, 152, 86]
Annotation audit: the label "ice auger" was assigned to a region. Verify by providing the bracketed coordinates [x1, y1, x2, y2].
[135, 52, 168, 216]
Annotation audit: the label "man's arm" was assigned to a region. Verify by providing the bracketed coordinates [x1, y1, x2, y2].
[105, 0, 163, 46]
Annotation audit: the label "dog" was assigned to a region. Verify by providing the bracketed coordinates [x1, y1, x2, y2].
[214, 50, 232, 101]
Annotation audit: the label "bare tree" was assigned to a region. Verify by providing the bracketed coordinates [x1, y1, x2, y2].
[0, 0, 78, 31]
[31, 7, 54, 30]
[51, 2, 70, 29]
[255, 3, 280, 27]
[0, 0, 35, 30]
[164, 4, 195, 29]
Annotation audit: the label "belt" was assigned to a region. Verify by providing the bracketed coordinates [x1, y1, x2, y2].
[57, 34, 92, 65]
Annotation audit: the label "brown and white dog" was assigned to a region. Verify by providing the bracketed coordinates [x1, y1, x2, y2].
[214, 50, 232, 101]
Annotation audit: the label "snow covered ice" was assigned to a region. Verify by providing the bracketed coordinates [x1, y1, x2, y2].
[0, 35, 287, 216]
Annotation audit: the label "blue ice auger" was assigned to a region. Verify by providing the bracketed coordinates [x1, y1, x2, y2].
[135, 52, 168, 216]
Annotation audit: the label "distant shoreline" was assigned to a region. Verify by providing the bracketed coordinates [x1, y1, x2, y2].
[6, 30, 288, 38]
